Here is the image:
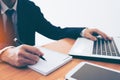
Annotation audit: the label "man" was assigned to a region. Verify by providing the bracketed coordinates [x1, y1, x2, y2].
[0, 0, 111, 67]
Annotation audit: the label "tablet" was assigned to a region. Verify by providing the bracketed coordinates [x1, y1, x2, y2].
[65, 62, 120, 80]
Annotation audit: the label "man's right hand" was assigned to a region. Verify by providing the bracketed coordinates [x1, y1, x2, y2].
[1, 45, 43, 67]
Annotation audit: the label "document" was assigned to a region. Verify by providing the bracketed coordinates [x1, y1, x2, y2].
[28, 47, 72, 75]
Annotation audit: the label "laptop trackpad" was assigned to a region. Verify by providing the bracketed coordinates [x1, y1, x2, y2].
[69, 38, 93, 55]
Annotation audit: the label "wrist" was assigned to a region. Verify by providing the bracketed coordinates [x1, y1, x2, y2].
[0, 46, 14, 62]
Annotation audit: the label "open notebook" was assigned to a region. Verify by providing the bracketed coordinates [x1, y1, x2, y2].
[28, 47, 72, 75]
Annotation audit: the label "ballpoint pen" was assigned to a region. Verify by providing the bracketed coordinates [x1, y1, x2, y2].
[14, 38, 47, 61]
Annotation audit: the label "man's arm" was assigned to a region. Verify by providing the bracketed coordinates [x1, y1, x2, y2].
[27, 2, 85, 40]
[29, 2, 111, 41]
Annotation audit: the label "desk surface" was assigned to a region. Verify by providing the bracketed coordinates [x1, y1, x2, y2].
[0, 38, 120, 80]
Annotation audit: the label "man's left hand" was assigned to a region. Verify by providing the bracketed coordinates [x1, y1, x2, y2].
[83, 28, 112, 41]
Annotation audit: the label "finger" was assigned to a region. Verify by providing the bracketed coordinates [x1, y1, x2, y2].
[105, 36, 112, 40]
[20, 45, 43, 56]
[17, 57, 37, 67]
[86, 33, 97, 41]
[93, 29, 111, 40]
[18, 50, 39, 62]
[22, 58, 37, 65]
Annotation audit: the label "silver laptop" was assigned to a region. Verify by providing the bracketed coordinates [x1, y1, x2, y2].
[69, 36, 120, 63]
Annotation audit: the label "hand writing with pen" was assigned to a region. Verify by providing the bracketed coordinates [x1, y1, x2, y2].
[1, 39, 45, 67]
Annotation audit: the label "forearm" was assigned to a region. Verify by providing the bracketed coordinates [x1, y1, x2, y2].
[37, 26, 86, 40]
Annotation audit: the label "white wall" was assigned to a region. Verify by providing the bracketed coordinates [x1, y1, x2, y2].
[30, 0, 120, 45]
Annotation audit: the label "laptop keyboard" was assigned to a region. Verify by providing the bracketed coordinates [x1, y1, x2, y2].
[93, 38, 120, 57]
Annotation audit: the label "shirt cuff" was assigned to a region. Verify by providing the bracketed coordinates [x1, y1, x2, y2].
[0, 46, 14, 61]
[80, 28, 88, 37]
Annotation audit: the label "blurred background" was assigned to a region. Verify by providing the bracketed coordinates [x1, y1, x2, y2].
[30, 0, 120, 46]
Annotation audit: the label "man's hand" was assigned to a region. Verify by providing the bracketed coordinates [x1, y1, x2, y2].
[1, 45, 43, 67]
[83, 28, 112, 41]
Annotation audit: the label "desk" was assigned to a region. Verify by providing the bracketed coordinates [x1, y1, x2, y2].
[0, 38, 120, 80]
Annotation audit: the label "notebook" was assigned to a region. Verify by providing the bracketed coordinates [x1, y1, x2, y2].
[69, 36, 120, 63]
[65, 62, 120, 80]
[28, 47, 72, 75]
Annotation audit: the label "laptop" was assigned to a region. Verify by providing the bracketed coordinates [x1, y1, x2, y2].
[68, 36, 120, 63]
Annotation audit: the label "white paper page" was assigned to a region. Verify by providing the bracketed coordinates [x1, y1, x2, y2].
[28, 47, 72, 75]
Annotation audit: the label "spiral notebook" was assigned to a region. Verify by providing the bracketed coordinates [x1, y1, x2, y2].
[28, 47, 72, 75]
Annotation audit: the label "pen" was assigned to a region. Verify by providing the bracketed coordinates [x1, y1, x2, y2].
[14, 38, 47, 61]
[40, 56, 46, 61]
